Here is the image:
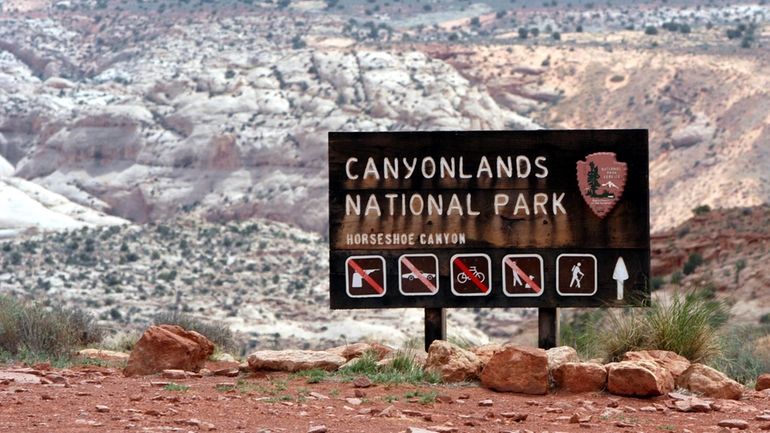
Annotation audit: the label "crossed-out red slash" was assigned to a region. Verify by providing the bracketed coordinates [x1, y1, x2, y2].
[401, 257, 437, 293]
[504, 258, 541, 294]
[453, 258, 489, 293]
[348, 259, 384, 294]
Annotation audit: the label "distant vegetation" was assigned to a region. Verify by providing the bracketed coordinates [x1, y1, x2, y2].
[561, 287, 770, 385]
[0, 295, 103, 364]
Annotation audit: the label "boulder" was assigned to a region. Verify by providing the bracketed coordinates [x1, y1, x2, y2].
[123, 325, 214, 377]
[676, 363, 743, 400]
[606, 360, 674, 397]
[553, 362, 607, 393]
[480, 345, 548, 394]
[546, 346, 579, 386]
[756, 374, 770, 391]
[77, 348, 130, 362]
[622, 350, 690, 379]
[546, 346, 580, 372]
[471, 344, 503, 366]
[248, 350, 346, 372]
[327, 342, 392, 361]
[424, 340, 482, 383]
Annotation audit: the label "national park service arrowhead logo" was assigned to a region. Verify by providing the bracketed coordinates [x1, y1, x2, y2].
[577, 152, 627, 219]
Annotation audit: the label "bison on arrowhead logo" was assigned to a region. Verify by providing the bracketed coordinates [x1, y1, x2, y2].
[577, 152, 628, 219]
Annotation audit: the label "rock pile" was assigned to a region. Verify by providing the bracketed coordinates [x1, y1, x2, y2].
[119, 331, 751, 401]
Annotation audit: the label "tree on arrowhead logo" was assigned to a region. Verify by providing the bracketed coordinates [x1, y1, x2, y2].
[576, 152, 627, 219]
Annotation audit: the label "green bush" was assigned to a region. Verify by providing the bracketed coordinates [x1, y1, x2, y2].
[153, 311, 236, 352]
[338, 344, 441, 385]
[683, 253, 704, 275]
[600, 289, 727, 362]
[692, 204, 711, 216]
[711, 325, 770, 385]
[0, 295, 103, 360]
[560, 310, 604, 360]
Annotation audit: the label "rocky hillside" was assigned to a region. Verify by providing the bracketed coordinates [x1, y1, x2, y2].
[0, 3, 535, 234]
[1, 0, 769, 348]
[0, 217, 499, 351]
[651, 205, 770, 324]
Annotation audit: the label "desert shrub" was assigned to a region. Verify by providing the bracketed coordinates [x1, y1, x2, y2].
[650, 276, 665, 291]
[338, 342, 441, 384]
[153, 311, 236, 352]
[711, 324, 770, 385]
[682, 253, 704, 275]
[0, 295, 103, 360]
[644, 25, 658, 35]
[560, 310, 604, 359]
[670, 271, 683, 285]
[692, 204, 711, 216]
[600, 289, 727, 362]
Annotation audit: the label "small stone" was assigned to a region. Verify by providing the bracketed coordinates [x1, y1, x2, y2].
[717, 419, 749, 430]
[569, 414, 580, 424]
[345, 398, 362, 406]
[435, 395, 453, 404]
[545, 406, 564, 413]
[353, 389, 366, 398]
[427, 427, 458, 433]
[308, 425, 327, 433]
[379, 405, 400, 418]
[674, 398, 713, 413]
[606, 399, 619, 408]
[757, 414, 770, 421]
[406, 428, 438, 433]
[309, 392, 329, 400]
[128, 395, 143, 402]
[212, 368, 239, 377]
[352, 376, 372, 388]
[601, 408, 623, 418]
[478, 399, 493, 407]
[161, 370, 188, 380]
[615, 420, 637, 428]
[41, 394, 54, 401]
[640, 406, 657, 412]
[95, 405, 110, 413]
[668, 391, 690, 400]
[500, 412, 527, 422]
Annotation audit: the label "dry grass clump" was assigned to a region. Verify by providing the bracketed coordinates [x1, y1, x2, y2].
[0, 295, 103, 362]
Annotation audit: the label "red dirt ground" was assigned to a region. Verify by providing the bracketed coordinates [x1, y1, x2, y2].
[1, 362, 769, 433]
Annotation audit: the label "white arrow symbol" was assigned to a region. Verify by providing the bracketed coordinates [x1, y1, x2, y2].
[613, 257, 629, 300]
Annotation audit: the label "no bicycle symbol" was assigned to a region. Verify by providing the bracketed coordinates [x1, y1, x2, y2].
[399, 254, 439, 296]
[451, 254, 491, 296]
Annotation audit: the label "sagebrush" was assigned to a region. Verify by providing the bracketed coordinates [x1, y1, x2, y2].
[0, 295, 103, 360]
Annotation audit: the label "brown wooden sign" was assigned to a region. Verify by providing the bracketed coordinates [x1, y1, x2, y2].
[328, 130, 650, 310]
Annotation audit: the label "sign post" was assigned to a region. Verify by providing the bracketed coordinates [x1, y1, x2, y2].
[328, 130, 650, 350]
